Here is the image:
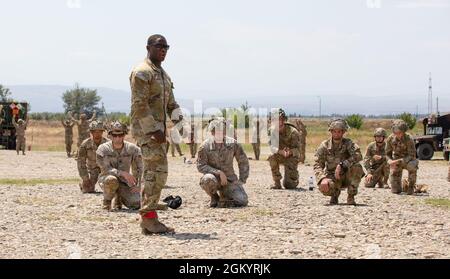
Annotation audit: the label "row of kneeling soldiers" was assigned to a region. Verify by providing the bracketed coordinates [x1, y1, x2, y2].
[74, 109, 433, 235]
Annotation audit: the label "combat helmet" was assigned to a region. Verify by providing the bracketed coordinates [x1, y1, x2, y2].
[374, 128, 387, 137]
[89, 120, 105, 131]
[392, 119, 408, 133]
[109, 121, 128, 135]
[328, 118, 349, 132]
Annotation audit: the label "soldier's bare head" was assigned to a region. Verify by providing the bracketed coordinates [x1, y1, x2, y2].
[80, 113, 87, 120]
[146, 34, 169, 65]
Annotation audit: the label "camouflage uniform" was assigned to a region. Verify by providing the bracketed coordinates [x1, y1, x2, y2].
[61, 119, 75, 157]
[268, 123, 301, 189]
[294, 119, 307, 164]
[386, 120, 419, 194]
[169, 126, 183, 157]
[12, 117, 29, 155]
[71, 112, 96, 148]
[251, 118, 261, 160]
[197, 127, 249, 207]
[363, 142, 389, 188]
[77, 122, 109, 193]
[130, 58, 181, 219]
[314, 119, 364, 205]
[188, 123, 199, 159]
[96, 141, 143, 210]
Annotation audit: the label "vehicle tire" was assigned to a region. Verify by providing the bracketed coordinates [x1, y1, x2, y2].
[444, 152, 449, 161]
[417, 143, 434, 160]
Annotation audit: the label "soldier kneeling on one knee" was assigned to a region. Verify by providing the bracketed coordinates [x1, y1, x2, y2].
[386, 120, 419, 195]
[197, 119, 249, 208]
[314, 119, 364, 205]
[96, 121, 143, 211]
[364, 128, 390, 189]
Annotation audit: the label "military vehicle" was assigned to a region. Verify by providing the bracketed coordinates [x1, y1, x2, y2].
[414, 113, 450, 160]
[0, 102, 29, 150]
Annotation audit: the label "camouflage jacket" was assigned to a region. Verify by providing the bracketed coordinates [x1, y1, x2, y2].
[385, 133, 416, 164]
[130, 58, 180, 146]
[96, 141, 143, 186]
[363, 142, 388, 174]
[197, 137, 249, 183]
[12, 117, 29, 138]
[314, 138, 363, 183]
[269, 123, 301, 158]
[71, 114, 95, 140]
[61, 120, 75, 138]
[77, 137, 109, 178]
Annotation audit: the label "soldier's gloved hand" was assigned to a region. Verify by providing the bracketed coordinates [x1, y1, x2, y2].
[149, 130, 166, 144]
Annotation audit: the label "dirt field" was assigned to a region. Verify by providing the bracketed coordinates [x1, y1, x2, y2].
[0, 149, 449, 259]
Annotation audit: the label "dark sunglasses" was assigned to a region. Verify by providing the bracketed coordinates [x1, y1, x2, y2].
[111, 134, 125, 138]
[151, 43, 170, 50]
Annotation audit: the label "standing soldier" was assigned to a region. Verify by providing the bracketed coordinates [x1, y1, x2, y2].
[251, 117, 261, 160]
[61, 118, 75, 157]
[77, 121, 109, 193]
[364, 128, 389, 188]
[70, 111, 97, 149]
[314, 119, 364, 205]
[386, 120, 419, 195]
[197, 119, 249, 208]
[12, 115, 29, 155]
[96, 121, 142, 211]
[268, 109, 301, 190]
[294, 119, 307, 164]
[169, 125, 184, 157]
[187, 121, 199, 159]
[130, 34, 182, 234]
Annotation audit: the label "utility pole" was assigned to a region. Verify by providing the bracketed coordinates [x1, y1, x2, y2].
[427, 73, 433, 115]
[317, 96, 322, 119]
[436, 97, 439, 116]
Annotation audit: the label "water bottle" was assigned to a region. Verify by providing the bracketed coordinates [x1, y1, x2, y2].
[308, 176, 314, 191]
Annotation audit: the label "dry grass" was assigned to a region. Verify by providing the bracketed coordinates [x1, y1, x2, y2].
[25, 119, 423, 154]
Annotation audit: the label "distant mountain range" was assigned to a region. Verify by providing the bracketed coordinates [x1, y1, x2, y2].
[6, 84, 450, 116]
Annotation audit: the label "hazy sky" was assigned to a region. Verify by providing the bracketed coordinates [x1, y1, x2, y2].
[1, 0, 449, 104]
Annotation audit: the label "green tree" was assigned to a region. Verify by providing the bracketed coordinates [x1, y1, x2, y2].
[62, 83, 101, 115]
[398, 112, 416, 130]
[345, 114, 364, 130]
[0, 84, 12, 102]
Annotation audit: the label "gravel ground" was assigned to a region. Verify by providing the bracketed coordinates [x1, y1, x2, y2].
[0, 150, 449, 259]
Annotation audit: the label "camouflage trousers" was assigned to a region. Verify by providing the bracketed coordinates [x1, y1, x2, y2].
[365, 162, 389, 188]
[170, 143, 183, 157]
[65, 137, 73, 156]
[189, 143, 198, 158]
[252, 143, 261, 160]
[200, 174, 248, 207]
[80, 168, 100, 193]
[16, 137, 26, 154]
[319, 164, 364, 197]
[268, 153, 300, 189]
[390, 159, 419, 194]
[139, 141, 169, 216]
[99, 175, 140, 210]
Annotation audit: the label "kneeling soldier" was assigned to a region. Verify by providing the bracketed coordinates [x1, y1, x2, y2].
[77, 121, 109, 193]
[96, 121, 143, 211]
[386, 120, 419, 195]
[364, 128, 389, 188]
[197, 119, 249, 208]
[314, 119, 364, 205]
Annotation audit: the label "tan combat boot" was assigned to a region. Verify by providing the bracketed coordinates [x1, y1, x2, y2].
[329, 195, 339, 205]
[102, 199, 112, 211]
[210, 193, 220, 208]
[113, 195, 122, 210]
[347, 195, 356, 206]
[271, 180, 282, 190]
[140, 217, 175, 235]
